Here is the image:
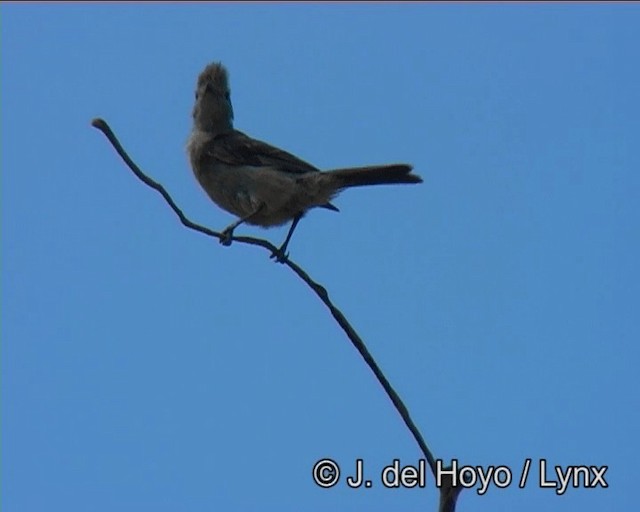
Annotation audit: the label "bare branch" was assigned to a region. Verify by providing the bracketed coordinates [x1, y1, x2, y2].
[438, 469, 465, 512]
[92, 117, 458, 509]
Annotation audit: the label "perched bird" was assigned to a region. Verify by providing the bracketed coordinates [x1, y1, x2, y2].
[186, 62, 422, 261]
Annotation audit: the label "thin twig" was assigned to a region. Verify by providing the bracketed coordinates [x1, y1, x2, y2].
[91, 118, 461, 510]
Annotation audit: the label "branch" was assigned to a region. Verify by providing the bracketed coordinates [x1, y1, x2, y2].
[91, 118, 461, 510]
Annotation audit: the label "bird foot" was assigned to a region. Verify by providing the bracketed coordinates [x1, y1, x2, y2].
[269, 246, 289, 264]
[220, 228, 234, 246]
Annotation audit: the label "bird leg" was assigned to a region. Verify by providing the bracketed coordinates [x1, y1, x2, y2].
[220, 204, 264, 246]
[270, 214, 302, 263]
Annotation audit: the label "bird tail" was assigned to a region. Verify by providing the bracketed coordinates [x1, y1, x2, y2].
[327, 164, 422, 188]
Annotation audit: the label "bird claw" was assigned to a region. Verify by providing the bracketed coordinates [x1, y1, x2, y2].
[220, 228, 233, 246]
[270, 247, 289, 263]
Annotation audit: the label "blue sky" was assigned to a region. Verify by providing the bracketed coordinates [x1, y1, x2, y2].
[2, 4, 639, 511]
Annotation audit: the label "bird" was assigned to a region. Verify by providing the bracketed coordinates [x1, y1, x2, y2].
[186, 62, 422, 261]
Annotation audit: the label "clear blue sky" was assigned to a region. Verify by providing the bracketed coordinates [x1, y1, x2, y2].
[3, 4, 638, 511]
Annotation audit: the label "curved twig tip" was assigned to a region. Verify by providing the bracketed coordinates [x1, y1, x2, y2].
[91, 118, 107, 130]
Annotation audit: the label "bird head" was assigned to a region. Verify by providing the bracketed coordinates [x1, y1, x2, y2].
[192, 62, 234, 134]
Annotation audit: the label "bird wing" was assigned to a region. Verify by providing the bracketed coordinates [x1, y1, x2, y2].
[208, 130, 321, 175]
[203, 130, 339, 212]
